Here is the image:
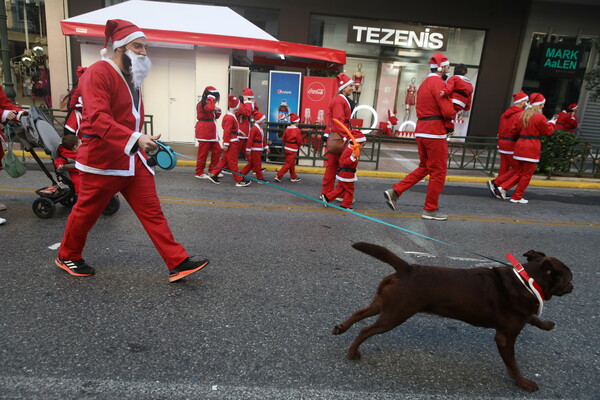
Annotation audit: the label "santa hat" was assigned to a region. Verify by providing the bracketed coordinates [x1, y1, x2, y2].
[429, 51, 450, 71]
[351, 129, 367, 143]
[100, 19, 146, 58]
[253, 111, 266, 123]
[205, 86, 218, 93]
[567, 103, 578, 111]
[337, 74, 354, 92]
[243, 88, 255, 98]
[228, 95, 240, 110]
[529, 93, 546, 107]
[289, 113, 300, 123]
[512, 91, 529, 104]
[75, 66, 87, 78]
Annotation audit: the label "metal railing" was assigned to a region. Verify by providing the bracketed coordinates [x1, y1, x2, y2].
[447, 136, 499, 176]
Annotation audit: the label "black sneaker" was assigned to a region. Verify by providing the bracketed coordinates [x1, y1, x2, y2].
[273, 176, 281, 183]
[55, 257, 95, 277]
[290, 177, 302, 182]
[486, 180, 501, 199]
[320, 194, 329, 208]
[235, 179, 251, 187]
[169, 257, 209, 283]
[207, 175, 221, 184]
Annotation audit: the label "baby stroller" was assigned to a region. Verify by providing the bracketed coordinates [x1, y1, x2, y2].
[5, 106, 120, 219]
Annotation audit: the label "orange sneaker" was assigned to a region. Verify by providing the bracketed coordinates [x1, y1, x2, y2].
[168, 258, 209, 283]
[55, 257, 95, 277]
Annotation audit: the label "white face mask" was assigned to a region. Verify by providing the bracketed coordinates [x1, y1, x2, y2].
[125, 49, 152, 89]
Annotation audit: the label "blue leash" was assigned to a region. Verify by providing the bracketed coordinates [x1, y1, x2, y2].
[172, 150, 510, 267]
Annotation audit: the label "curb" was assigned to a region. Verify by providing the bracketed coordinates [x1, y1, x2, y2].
[20, 151, 600, 190]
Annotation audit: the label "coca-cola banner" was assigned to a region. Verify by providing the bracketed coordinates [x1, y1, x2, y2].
[301, 76, 338, 127]
[267, 71, 302, 146]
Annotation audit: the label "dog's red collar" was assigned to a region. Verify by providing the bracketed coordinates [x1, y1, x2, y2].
[506, 254, 546, 315]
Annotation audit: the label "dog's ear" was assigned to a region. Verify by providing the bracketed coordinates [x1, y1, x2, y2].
[523, 250, 546, 261]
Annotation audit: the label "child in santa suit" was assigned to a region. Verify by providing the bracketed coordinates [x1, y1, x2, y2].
[54, 134, 81, 193]
[554, 103, 578, 133]
[442, 63, 473, 131]
[274, 113, 303, 183]
[208, 95, 251, 187]
[495, 93, 556, 204]
[194, 86, 222, 178]
[320, 130, 366, 210]
[486, 91, 528, 198]
[241, 111, 268, 182]
[236, 88, 258, 160]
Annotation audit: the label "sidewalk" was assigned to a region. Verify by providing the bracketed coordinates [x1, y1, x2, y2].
[169, 142, 600, 190]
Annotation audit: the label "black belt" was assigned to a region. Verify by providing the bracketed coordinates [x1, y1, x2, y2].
[197, 119, 214, 122]
[252, 140, 263, 144]
[337, 167, 357, 173]
[519, 136, 541, 140]
[499, 137, 517, 142]
[82, 134, 100, 139]
[418, 116, 444, 121]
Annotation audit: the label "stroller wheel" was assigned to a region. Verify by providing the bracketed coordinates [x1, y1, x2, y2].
[32, 197, 56, 219]
[59, 194, 77, 208]
[102, 195, 120, 216]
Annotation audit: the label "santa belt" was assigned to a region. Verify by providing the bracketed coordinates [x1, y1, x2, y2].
[418, 116, 444, 121]
[197, 119, 214, 122]
[519, 136, 541, 140]
[499, 136, 517, 142]
[337, 167, 357, 173]
[83, 134, 100, 139]
[252, 140, 263, 144]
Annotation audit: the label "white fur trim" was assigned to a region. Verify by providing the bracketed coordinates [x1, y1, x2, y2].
[452, 99, 467, 108]
[338, 79, 354, 92]
[254, 115, 266, 124]
[513, 96, 529, 104]
[530, 100, 545, 106]
[113, 31, 146, 49]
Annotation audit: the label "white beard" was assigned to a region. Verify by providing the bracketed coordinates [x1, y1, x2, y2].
[125, 49, 152, 89]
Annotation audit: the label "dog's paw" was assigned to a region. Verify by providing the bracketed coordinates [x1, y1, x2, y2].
[516, 377, 539, 392]
[347, 350, 361, 360]
[539, 320, 556, 331]
[332, 324, 346, 335]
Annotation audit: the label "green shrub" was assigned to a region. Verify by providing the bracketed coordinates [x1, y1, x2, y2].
[538, 130, 579, 176]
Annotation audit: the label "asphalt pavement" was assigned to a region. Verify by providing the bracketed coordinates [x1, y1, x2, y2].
[0, 163, 599, 399]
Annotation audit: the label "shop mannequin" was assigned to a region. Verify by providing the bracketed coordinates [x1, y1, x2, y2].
[404, 77, 417, 121]
[352, 64, 364, 103]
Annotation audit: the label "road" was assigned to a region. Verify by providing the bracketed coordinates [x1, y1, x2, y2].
[1, 166, 599, 399]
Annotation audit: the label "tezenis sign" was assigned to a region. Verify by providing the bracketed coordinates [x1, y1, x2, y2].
[347, 20, 448, 51]
[540, 43, 586, 78]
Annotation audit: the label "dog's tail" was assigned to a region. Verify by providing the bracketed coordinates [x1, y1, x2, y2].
[352, 242, 411, 274]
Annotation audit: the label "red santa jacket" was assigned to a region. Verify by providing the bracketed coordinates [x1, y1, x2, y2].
[415, 73, 455, 139]
[236, 100, 258, 136]
[0, 88, 24, 126]
[335, 144, 360, 182]
[283, 126, 303, 152]
[221, 112, 240, 146]
[54, 145, 78, 169]
[76, 59, 151, 176]
[195, 95, 221, 142]
[497, 106, 524, 154]
[245, 124, 267, 152]
[445, 75, 473, 111]
[325, 94, 353, 140]
[64, 109, 82, 138]
[555, 111, 578, 133]
[513, 113, 555, 163]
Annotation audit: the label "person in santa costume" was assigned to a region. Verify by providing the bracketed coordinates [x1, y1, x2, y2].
[240, 111, 268, 182]
[321, 73, 355, 196]
[194, 86, 222, 178]
[383, 51, 455, 220]
[236, 88, 258, 160]
[443, 63, 473, 130]
[207, 95, 251, 186]
[486, 91, 528, 198]
[554, 103, 579, 134]
[494, 93, 556, 204]
[1, 86, 27, 222]
[55, 19, 209, 282]
[53, 134, 81, 194]
[320, 130, 367, 210]
[274, 112, 303, 183]
[63, 66, 87, 137]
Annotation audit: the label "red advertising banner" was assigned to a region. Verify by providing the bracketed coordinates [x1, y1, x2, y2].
[301, 77, 338, 127]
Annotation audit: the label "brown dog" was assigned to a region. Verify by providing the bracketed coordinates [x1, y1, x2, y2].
[333, 242, 573, 392]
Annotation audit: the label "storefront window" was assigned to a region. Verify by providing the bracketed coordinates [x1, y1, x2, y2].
[309, 15, 485, 136]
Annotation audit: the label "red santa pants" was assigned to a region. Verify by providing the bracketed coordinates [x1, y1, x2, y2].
[496, 160, 537, 201]
[392, 137, 448, 212]
[276, 150, 298, 180]
[68, 170, 80, 194]
[321, 152, 341, 195]
[213, 142, 242, 182]
[195, 141, 221, 176]
[325, 180, 355, 208]
[494, 152, 518, 184]
[58, 157, 189, 270]
[241, 150, 264, 180]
